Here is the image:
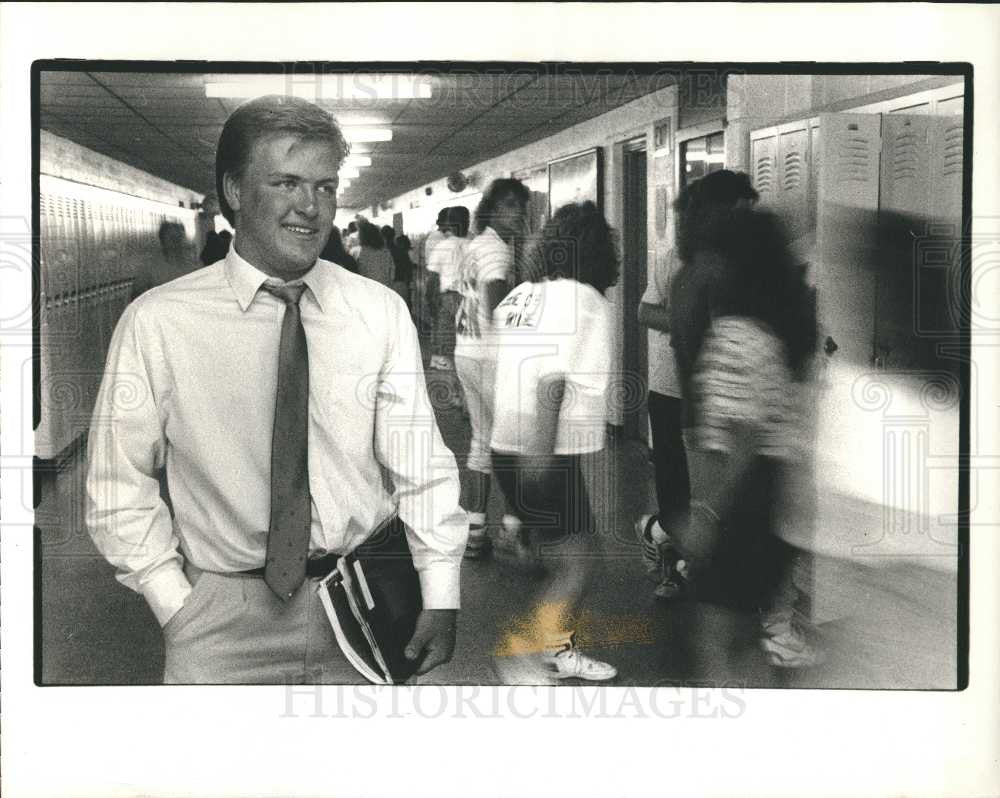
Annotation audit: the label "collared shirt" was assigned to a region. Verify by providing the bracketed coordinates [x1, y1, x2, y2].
[86, 247, 467, 627]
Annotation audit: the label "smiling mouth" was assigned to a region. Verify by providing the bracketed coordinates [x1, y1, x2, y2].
[283, 224, 318, 237]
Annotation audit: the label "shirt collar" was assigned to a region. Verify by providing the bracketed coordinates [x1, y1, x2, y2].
[224, 244, 337, 313]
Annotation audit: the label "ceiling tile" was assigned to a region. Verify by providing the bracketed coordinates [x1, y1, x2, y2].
[38, 67, 674, 207]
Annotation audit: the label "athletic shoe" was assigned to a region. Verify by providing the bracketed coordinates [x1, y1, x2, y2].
[760, 624, 826, 668]
[653, 549, 690, 599]
[545, 641, 618, 681]
[653, 574, 684, 599]
[635, 514, 663, 577]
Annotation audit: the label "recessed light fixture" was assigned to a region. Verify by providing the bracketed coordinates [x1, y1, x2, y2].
[341, 127, 392, 143]
[205, 75, 432, 101]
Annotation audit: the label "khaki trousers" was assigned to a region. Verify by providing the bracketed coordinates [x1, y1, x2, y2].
[162, 564, 363, 685]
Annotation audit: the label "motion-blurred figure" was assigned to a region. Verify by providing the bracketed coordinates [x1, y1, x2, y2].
[490, 201, 620, 684]
[453, 178, 529, 557]
[319, 225, 359, 273]
[356, 220, 394, 287]
[667, 203, 822, 668]
[635, 170, 758, 600]
[427, 206, 469, 373]
[132, 220, 197, 300]
[199, 229, 232, 266]
[392, 234, 416, 307]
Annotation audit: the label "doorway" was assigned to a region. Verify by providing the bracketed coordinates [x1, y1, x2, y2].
[621, 138, 648, 440]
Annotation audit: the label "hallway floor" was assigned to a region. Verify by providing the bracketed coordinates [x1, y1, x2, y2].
[37, 357, 959, 690]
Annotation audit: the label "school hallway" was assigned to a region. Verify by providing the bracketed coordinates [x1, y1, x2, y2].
[37, 360, 958, 691]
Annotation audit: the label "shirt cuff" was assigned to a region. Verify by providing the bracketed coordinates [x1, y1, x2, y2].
[416, 563, 461, 610]
[140, 564, 193, 627]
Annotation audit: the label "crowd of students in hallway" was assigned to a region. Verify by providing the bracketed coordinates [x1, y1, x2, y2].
[355, 170, 825, 683]
[111, 91, 822, 684]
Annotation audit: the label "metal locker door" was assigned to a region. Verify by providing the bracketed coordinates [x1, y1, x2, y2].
[930, 115, 963, 224]
[875, 114, 935, 371]
[749, 127, 778, 209]
[816, 112, 882, 370]
[776, 121, 812, 243]
[812, 113, 886, 526]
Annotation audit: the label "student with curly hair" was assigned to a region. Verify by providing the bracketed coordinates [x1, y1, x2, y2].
[490, 201, 620, 683]
[668, 202, 822, 668]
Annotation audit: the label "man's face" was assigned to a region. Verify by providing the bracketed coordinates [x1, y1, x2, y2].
[225, 133, 340, 280]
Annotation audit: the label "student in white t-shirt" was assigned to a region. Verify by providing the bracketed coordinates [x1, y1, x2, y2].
[426, 206, 469, 374]
[634, 247, 692, 599]
[490, 201, 620, 684]
[453, 179, 530, 557]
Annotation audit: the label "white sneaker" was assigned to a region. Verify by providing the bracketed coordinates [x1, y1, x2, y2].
[545, 645, 618, 681]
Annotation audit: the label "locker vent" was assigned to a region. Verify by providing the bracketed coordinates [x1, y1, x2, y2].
[837, 136, 872, 183]
[891, 131, 919, 181]
[782, 151, 802, 190]
[755, 155, 774, 192]
[943, 124, 963, 176]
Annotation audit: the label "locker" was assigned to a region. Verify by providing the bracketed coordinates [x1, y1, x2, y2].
[78, 198, 95, 291]
[930, 115, 963, 223]
[34, 178, 208, 457]
[876, 115, 935, 370]
[749, 129, 778, 209]
[744, 102, 964, 525]
[816, 113, 882, 369]
[773, 121, 813, 242]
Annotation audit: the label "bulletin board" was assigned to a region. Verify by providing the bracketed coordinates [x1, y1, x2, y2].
[547, 147, 603, 218]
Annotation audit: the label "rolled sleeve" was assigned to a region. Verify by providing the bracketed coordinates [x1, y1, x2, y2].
[374, 294, 468, 609]
[85, 301, 189, 626]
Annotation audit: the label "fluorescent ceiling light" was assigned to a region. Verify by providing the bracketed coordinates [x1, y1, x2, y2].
[205, 75, 432, 100]
[338, 179, 351, 189]
[339, 167, 360, 180]
[342, 127, 392, 143]
[344, 155, 372, 168]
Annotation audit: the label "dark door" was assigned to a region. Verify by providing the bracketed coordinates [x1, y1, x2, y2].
[622, 141, 648, 440]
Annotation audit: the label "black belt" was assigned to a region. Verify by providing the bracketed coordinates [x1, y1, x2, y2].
[240, 551, 345, 579]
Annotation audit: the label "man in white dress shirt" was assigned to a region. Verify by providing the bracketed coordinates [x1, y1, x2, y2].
[86, 95, 467, 684]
